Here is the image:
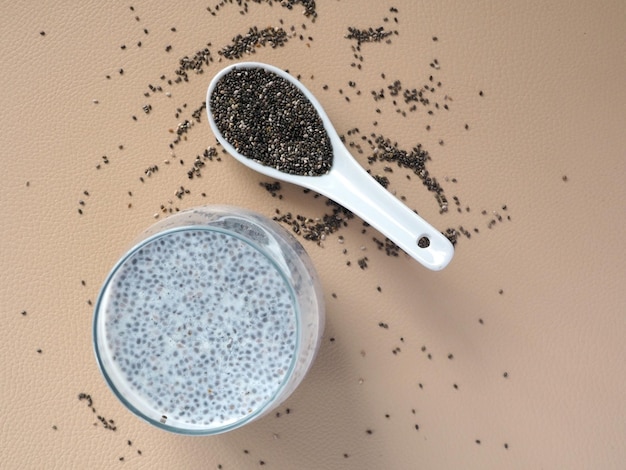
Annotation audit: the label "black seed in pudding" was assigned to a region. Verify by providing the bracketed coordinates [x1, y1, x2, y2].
[210, 67, 333, 176]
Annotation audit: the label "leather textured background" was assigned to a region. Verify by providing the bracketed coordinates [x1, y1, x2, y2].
[2, 1, 625, 468]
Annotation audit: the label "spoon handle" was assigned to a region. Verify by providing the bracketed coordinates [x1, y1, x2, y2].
[318, 144, 454, 271]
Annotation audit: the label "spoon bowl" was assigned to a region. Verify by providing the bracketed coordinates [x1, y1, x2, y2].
[207, 61, 454, 270]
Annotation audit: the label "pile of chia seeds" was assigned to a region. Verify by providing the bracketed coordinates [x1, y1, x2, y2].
[210, 67, 333, 176]
[345, 26, 395, 45]
[101, 229, 297, 429]
[218, 27, 289, 60]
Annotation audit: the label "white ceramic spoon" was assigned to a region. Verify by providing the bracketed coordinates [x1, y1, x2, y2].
[206, 61, 454, 271]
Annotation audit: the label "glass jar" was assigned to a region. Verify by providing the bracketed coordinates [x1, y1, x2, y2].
[93, 205, 325, 435]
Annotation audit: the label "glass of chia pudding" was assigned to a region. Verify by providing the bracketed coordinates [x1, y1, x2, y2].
[93, 205, 325, 435]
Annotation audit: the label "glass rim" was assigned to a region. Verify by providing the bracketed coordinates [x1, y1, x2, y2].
[93, 223, 303, 435]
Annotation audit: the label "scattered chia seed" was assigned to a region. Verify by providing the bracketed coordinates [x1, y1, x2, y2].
[372, 174, 390, 188]
[78, 393, 93, 408]
[191, 102, 207, 122]
[174, 185, 190, 199]
[272, 202, 350, 243]
[372, 236, 400, 256]
[219, 27, 288, 60]
[98, 416, 116, 431]
[260, 181, 282, 197]
[357, 257, 369, 269]
[345, 26, 394, 45]
[78, 393, 117, 431]
[210, 66, 333, 176]
[174, 44, 213, 82]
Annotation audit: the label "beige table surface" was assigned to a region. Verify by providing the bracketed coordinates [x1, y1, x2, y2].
[2, 1, 625, 468]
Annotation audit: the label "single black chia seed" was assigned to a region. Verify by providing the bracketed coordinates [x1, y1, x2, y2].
[210, 67, 333, 176]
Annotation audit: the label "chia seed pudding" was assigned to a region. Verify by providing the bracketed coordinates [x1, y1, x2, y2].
[94, 206, 324, 434]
